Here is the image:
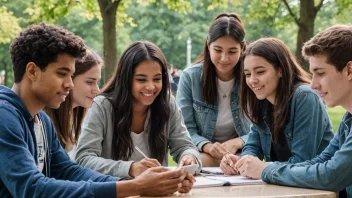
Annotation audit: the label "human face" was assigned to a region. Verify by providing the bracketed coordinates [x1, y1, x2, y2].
[132, 60, 163, 110]
[309, 54, 351, 108]
[32, 53, 75, 109]
[244, 55, 282, 104]
[71, 65, 101, 109]
[208, 35, 242, 81]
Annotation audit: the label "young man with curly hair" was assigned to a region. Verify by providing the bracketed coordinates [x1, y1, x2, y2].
[0, 22, 194, 198]
[228, 24, 352, 197]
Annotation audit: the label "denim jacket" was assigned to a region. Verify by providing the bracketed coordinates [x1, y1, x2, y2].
[242, 85, 334, 163]
[176, 63, 250, 151]
[262, 112, 352, 197]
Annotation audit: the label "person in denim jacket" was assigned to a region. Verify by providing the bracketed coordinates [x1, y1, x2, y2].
[220, 38, 334, 175]
[176, 12, 250, 167]
[228, 25, 352, 197]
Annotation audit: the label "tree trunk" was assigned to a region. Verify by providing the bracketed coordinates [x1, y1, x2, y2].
[295, 0, 321, 71]
[97, 0, 120, 83]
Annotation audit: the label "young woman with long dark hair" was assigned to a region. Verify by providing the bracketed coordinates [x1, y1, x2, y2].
[220, 38, 334, 175]
[75, 41, 200, 181]
[176, 13, 250, 167]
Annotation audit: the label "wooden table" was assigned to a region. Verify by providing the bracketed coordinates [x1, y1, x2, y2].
[136, 184, 336, 198]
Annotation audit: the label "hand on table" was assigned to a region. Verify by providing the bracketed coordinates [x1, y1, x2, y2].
[203, 142, 227, 160]
[178, 155, 197, 167]
[136, 166, 189, 196]
[235, 155, 268, 179]
[129, 158, 161, 178]
[221, 138, 244, 154]
[220, 153, 240, 175]
[177, 155, 197, 193]
[177, 172, 195, 193]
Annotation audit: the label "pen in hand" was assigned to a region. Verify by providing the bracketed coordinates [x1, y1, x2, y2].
[224, 153, 239, 174]
[135, 146, 149, 158]
[134, 146, 162, 169]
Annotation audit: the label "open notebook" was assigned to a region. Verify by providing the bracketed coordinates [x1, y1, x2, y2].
[194, 167, 264, 188]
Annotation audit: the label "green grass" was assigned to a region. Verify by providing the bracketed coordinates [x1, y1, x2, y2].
[327, 106, 346, 132]
[167, 106, 346, 165]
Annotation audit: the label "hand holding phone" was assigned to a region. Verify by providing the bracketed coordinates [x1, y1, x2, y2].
[181, 164, 199, 175]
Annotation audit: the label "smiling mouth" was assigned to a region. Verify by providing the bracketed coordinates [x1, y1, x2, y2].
[58, 92, 69, 98]
[57, 92, 68, 101]
[319, 92, 327, 97]
[253, 86, 263, 90]
[141, 92, 154, 97]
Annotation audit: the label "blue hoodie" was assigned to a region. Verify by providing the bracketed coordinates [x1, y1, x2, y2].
[0, 85, 119, 198]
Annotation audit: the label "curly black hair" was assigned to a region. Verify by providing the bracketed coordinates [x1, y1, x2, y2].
[10, 22, 86, 83]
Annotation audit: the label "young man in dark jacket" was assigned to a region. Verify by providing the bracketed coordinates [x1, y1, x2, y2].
[0, 22, 194, 198]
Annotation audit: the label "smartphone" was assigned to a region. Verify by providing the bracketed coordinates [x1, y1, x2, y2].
[182, 164, 199, 175]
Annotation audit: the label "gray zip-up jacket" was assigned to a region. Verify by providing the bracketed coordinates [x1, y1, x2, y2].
[75, 95, 201, 178]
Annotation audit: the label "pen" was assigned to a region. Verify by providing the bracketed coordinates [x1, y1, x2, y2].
[200, 169, 224, 175]
[224, 152, 239, 173]
[135, 146, 149, 158]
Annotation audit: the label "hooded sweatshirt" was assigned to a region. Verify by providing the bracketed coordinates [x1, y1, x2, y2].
[0, 85, 119, 198]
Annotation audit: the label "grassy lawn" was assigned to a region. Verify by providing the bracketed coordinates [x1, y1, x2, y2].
[168, 106, 346, 165]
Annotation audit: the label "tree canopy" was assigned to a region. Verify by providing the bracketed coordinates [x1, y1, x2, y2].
[0, 0, 351, 86]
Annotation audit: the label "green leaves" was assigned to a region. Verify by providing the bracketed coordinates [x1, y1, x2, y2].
[24, 0, 78, 23]
[0, 6, 21, 44]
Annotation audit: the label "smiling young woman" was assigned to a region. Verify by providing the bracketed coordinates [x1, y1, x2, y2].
[176, 12, 250, 167]
[74, 41, 201, 186]
[44, 49, 103, 158]
[220, 38, 334, 175]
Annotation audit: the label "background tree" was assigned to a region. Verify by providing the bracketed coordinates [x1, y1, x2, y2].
[1, 0, 351, 83]
[127, 0, 262, 68]
[283, 0, 324, 69]
[78, 0, 191, 82]
[245, 0, 352, 70]
[0, 1, 22, 86]
[24, 0, 192, 82]
[0, 6, 21, 44]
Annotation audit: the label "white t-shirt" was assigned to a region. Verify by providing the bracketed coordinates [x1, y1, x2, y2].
[67, 145, 77, 160]
[130, 131, 150, 161]
[212, 78, 238, 143]
[34, 116, 47, 173]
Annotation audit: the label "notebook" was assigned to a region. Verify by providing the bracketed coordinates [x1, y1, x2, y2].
[200, 167, 225, 175]
[194, 167, 264, 188]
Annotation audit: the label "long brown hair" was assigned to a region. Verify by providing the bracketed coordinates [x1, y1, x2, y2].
[101, 41, 170, 162]
[195, 12, 246, 106]
[44, 49, 104, 149]
[240, 38, 311, 143]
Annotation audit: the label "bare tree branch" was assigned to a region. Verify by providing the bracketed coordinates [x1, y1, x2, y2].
[315, 0, 325, 13]
[268, 3, 282, 29]
[104, 0, 121, 13]
[282, 0, 300, 25]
